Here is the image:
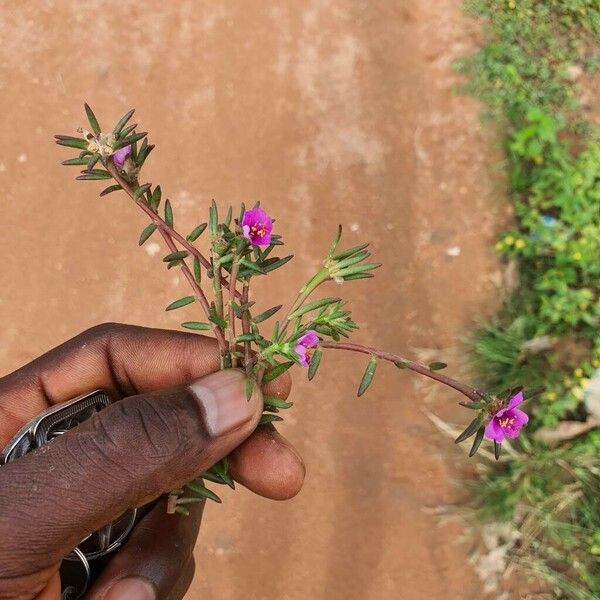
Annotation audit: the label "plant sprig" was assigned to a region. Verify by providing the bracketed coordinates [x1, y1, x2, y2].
[56, 104, 539, 508]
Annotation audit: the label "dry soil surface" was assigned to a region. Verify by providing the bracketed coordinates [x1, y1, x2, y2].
[0, 2, 505, 599]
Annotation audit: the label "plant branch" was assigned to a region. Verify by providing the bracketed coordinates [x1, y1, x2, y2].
[105, 160, 239, 297]
[105, 160, 228, 352]
[320, 341, 484, 402]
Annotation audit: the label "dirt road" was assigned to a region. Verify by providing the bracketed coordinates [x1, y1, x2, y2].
[0, 2, 502, 598]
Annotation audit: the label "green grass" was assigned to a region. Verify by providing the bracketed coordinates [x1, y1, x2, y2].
[458, 1, 600, 597]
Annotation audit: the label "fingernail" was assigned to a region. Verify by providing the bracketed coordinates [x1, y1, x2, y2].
[189, 369, 261, 437]
[103, 578, 156, 600]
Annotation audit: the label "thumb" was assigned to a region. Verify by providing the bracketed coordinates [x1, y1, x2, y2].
[0, 369, 261, 575]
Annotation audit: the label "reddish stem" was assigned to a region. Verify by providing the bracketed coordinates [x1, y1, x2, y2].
[105, 161, 228, 352]
[320, 341, 483, 402]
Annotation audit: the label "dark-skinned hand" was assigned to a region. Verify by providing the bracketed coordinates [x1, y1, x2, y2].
[0, 324, 305, 600]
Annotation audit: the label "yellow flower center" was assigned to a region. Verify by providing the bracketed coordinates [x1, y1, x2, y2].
[250, 223, 267, 238]
[498, 416, 515, 429]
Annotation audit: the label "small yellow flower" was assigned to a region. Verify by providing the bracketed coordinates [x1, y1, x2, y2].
[495, 241, 504, 251]
[546, 391, 557, 402]
[581, 378, 590, 389]
[592, 359, 600, 368]
[574, 368, 583, 378]
[505, 235, 515, 245]
[508, 0, 516, 9]
[572, 251, 582, 261]
[515, 239, 526, 249]
[572, 387, 584, 401]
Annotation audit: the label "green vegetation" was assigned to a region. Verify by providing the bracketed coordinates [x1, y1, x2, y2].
[457, 1, 600, 597]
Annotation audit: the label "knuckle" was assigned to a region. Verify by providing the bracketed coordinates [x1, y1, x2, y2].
[89, 391, 204, 468]
[83, 321, 128, 341]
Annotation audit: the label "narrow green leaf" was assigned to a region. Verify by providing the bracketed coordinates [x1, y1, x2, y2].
[493, 440, 501, 460]
[395, 360, 410, 369]
[62, 156, 91, 166]
[119, 123, 137, 139]
[86, 154, 100, 172]
[76, 170, 112, 181]
[163, 250, 189, 262]
[454, 416, 482, 444]
[307, 347, 322, 381]
[209, 200, 218, 234]
[327, 225, 343, 257]
[136, 143, 155, 167]
[289, 297, 341, 319]
[150, 185, 162, 210]
[84, 103, 101, 134]
[193, 257, 201, 283]
[263, 361, 295, 383]
[100, 184, 122, 197]
[469, 428, 485, 457]
[181, 321, 211, 331]
[261, 255, 294, 273]
[166, 296, 195, 311]
[55, 136, 88, 150]
[113, 108, 135, 135]
[337, 262, 382, 278]
[176, 497, 204, 505]
[332, 242, 369, 261]
[236, 333, 257, 342]
[240, 259, 266, 274]
[187, 223, 207, 242]
[252, 305, 282, 323]
[224, 206, 232, 227]
[342, 273, 374, 281]
[259, 414, 284, 425]
[114, 131, 147, 149]
[245, 377, 255, 401]
[164, 199, 173, 227]
[139, 222, 158, 245]
[185, 482, 222, 503]
[428, 362, 448, 371]
[357, 356, 378, 397]
[133, 183, 151, 200]
[263, 396, 293, 410]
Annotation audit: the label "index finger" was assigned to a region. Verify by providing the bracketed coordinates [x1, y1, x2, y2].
[0, 323, 291, 445]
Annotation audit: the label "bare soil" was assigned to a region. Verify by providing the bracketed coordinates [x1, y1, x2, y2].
[0, 2, 504, 598]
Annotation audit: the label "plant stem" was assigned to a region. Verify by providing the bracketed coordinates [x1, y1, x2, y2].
[105, 160, 228, 353]
[228, 256, 241, 367]
[320, 341, 484, 402]
[241, 279, 252, 372]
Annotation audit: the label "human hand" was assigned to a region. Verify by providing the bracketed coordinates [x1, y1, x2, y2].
[0, 323, 304, 600]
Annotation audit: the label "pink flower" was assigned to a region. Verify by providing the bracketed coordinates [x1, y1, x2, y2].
[294, 330, 319, 367]
[112, 144, 131, 166]
[241, 207, 272, 246]
[484, 391, 529, 444]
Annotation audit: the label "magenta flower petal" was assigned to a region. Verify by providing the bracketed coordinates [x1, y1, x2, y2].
[112, 145, 131, 166]
[484, 418, 505, 443]
[297, 330, 319, 348]
[293, 329, 319, 367]
[507, 390, 524, 410]
[241, 207, 273, 246]
[484, 392, 529, 445]
[294, 344, 310, 367]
